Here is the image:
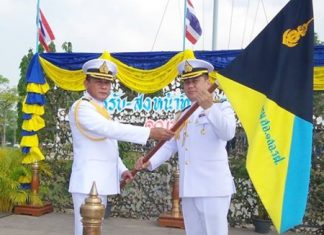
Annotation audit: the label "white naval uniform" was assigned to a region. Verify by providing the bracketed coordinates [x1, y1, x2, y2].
[148, 101, 236, 235]
[68, 92, 150, 235]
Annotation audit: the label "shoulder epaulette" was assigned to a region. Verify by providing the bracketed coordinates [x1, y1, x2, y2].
[82, 97, 91, 102]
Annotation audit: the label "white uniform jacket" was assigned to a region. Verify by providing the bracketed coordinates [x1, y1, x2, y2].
[149, 101, 236, 197]
[68, 93, 150, 195]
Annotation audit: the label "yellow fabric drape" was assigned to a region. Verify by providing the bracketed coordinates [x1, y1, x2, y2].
[20, 135, 39, 147]
[27, 83, 50, 94]
[39, 56, 86, 91]
[314, 66, 324, 90]
[22, 103, 45, 116]
[39, 50, 324, 92]
[110, 50, 195, 93]
[40, 50, 196, 93]
[22, 115, 45, 132]
[21, 147, 45, 164]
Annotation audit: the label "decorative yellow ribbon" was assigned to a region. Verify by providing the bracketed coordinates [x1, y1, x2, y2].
[27, 83, 50, 94]
[22, 147, 45, 164]
[20, 135, 39, 147]
[22, 115, 45, 132]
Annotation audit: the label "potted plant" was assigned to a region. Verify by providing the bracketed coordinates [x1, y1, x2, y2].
[252, 194, 272, 234]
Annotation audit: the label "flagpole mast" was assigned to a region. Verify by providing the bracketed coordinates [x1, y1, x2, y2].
[212, 0, 219, 50]
[36, 0, 40, 53]
[182, 0, 187, 51]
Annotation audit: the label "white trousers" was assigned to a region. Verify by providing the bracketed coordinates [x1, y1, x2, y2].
[72, 193, 107, 235]
[181, 196, 231, 235]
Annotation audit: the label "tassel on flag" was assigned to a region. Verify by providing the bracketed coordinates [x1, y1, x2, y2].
[185, 0, 202, 44]
[38, 9, 55, 52]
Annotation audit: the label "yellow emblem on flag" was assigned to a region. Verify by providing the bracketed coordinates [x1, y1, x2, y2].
[282, 18, 313, 47]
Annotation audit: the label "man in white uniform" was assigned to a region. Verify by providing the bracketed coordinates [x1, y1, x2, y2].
[136, 59, 236, 235]
[68, 58, 174, 235]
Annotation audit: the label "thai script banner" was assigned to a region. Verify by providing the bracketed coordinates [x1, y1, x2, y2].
[104, 91, 191, 113]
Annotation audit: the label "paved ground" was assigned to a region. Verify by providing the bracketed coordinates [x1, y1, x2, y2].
[0, 212, 305, 235]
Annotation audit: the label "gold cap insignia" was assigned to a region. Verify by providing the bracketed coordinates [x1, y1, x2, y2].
[184, 61, 193, 73]
[99, 62, 109, 74]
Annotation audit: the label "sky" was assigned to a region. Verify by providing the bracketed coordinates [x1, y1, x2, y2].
[1, 0, 323, 87]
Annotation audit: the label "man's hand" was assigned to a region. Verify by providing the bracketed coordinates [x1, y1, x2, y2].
[134, 156, 150, 171]
[196, 89, 213, 110]
[121, 170, 134, 184]
[149, 127, 174, 141]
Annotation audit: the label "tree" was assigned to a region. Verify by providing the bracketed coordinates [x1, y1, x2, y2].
[62, 42, 73, 53]
[315, 32, 324, 45]
[0, 75, 19, 146]
[17, 49, 34, 143]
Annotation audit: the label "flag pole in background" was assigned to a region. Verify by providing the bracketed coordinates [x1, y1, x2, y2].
[182, 0, 188, 51]
[212, 0, 219, 50]
[36, 0, 40, 53]
[35, 0, 55, 53]
[183, 0, 202, 50]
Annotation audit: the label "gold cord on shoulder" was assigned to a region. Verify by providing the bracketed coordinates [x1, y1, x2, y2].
[74, 99, 111, 141]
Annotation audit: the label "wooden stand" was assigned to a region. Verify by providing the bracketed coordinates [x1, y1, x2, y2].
[14, 161, 53, 216]
[158, 168, 185, 229]
[159, 212, 184, 229]
[14, 202, 53, 216]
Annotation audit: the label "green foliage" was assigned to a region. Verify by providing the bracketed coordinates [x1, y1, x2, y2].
[0, 148, 30, 212]
[0, 75, 19, 146]
[41, 159, 73, 212]
[62, 42, 73, 53]
[0, 74, 9, 85]
[254, 192, 270, 220]
[314, 32, 324, 45]
[0, 148, 53, 211]
[17, 49, 34, 142]
[118, 142, 142, 169]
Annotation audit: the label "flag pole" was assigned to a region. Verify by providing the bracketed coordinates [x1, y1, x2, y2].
[212, 0, 219, 50]
[182, 0, 187, 51]
[36, 0, 40, 53]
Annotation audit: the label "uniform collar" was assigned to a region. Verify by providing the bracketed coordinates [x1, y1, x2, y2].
[83, 91, 105, 106]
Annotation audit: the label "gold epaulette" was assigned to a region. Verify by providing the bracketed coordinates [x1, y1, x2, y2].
[74, 97, 111, 141]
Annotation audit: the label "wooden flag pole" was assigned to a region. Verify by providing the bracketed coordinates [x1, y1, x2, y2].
[120, 82, 218, 188]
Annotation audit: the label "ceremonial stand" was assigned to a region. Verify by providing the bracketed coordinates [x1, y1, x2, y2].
[14, 161, 53, 216]
[158, 168, 185, 229]
[81, 182, 105, 235]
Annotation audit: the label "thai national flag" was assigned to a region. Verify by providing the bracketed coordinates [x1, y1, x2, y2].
[38, 9, 55, 52]
[185, 0, 202, 44]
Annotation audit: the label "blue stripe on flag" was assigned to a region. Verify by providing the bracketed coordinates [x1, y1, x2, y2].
[280, 116, 312, 233]
[187, 11, 202, 34]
